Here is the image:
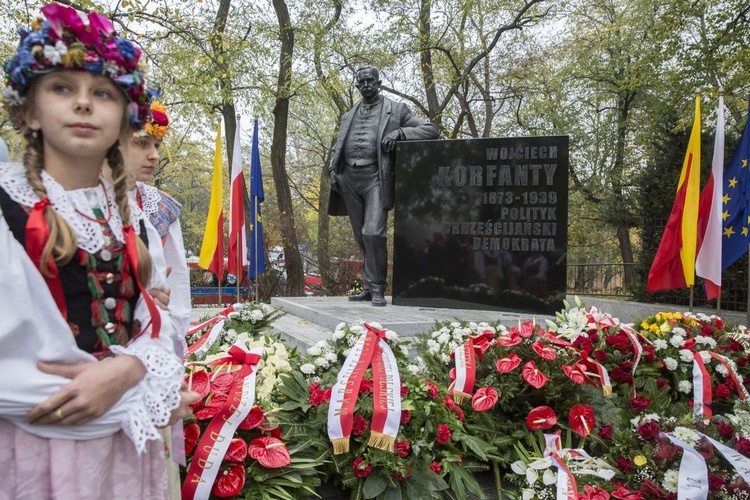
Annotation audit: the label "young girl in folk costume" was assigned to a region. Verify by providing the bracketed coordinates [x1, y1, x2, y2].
[103, 99, 192, 497]
[0, 4, 194, 498]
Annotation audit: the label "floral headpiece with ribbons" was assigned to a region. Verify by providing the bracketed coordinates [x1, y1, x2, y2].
[1, 3, 153, 129]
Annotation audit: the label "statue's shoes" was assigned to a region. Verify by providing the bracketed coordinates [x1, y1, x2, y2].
[348, 290, 372, 302]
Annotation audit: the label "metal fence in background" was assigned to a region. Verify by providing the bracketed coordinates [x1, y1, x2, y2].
[566, 263, 634, 297]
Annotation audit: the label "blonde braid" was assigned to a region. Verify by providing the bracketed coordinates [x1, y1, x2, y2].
[22, 129, 78, 275]
[106, 142, 153, 286]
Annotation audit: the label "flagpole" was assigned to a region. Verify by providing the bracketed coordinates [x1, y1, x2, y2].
[747, 242, 749, 326]
[689, 285, 694, 312]
[255, 195, 259, 303]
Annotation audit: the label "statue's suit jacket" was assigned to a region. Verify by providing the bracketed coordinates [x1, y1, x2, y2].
[327, 97, 439, 216]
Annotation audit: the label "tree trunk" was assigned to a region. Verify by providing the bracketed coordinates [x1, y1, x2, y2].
[617, 227, 635, 286]
[271, 0, 304, 296]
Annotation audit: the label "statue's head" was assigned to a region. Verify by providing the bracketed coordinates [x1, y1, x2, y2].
[355, 66, 381, 100]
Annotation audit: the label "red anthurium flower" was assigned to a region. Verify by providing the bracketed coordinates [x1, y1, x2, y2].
[472, 331, 496, 360]
[211, 463, 245, 498]
[562, 364, 586, 385]
[471, 387, 498, 411]
[569, 404, 596, 437]
[238, 406, 265, 430]
[210, 372, 236, 396]
[526, 406, 557, 430]
[185, 370, 210, 407]
[532, 340, 557, 360]
[248, 436, 291, 468]
[224, 437, 248, 462]
[519, 320, 536, 338]
[194, 394, 228, 420]
[521, 361, 549, 389]
[496, 352, 522, 373]
[184, 422, 200, 456]
[496, 331, 522, 347]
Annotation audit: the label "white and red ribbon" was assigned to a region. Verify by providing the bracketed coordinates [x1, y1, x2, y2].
[692, 351, 713, 421]
[450, 331, 494, 404]
[186, 304, 241, 357]
[660, 432, 709, 499]
[695, 431, 750, 483]
[708, 351, 750, 401]
[620, 325, 644, 398]
[182, 344, 262, 500]
[327, 323, 401, 454]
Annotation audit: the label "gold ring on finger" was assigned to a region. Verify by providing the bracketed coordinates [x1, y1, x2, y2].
[54, 407, 63, 420]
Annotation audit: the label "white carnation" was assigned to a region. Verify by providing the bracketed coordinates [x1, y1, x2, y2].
[440, 353, 451, 364]
[307, 345, 322, 356]
[437, 332, 451, 344]
[664, 357, 678, 371]
[699, 351, 711, 364]
[324, 352, 338, 362]
[332, 329, 345, 340]
[250, 309, 264, 321]
[300, 363, 316, 375]
[427, 339, 440, 353]
[678, 380, 692, 393]
[653, 339, 668, 351]
[671, 327, 686, 336]
[679, 349, 694, 363]
[670, 335, 686, 348]
[314, 357, 329, 368]
[715, 363, 729, 376]
[385, 329, 398, 341]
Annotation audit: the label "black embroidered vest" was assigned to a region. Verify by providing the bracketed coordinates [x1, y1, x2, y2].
[0, 186, 148, 355]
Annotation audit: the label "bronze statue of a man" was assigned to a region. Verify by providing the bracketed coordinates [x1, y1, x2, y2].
[327, 66, 439, 306]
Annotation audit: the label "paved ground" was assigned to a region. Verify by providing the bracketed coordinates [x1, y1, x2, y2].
[191, 295, 748, 349]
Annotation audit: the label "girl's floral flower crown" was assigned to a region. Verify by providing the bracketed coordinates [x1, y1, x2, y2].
[139, 101, 169, 139]
[1, 3, 153, 129]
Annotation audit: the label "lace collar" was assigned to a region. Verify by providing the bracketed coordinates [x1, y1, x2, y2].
[133, 182, 161, 215]
[0, 161, 143, 254]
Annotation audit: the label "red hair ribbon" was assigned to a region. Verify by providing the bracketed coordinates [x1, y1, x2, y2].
[123, 224, 161, 339]
[25, 198, 67, 319]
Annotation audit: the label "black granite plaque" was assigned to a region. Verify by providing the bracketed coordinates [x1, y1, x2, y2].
[392, 136, 568, 314]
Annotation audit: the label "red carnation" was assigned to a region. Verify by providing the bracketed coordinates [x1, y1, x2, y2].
[247, 436, 291, 468]
[716, 421, 734, 439]
[471, 387, 498, 411]
[455, 406, 464, 421]
[352, 414, 368, 436]
[394, 440, 410, 458]
[400, 385, 409, 397]
[436, 424, 452, 444]
[630, 395, 653, 412]
[400, 409, 411, 424]
[443, 396, 456, 410]
[569, 404, 595, 437]
[425, 381, 439, 399]
[735, 436, 750, 457]
[636, 421, 660, 441]
[525, 406, 557, 430]
[656, 378, 669, 389]
[359, 379, 373, 395]
[496, 352, 522, 373]
[639, 479, 670, 499]
[715, 383, 731, 400]
[211, 463, 245, 498]
[521, 361, 549, 389]
[352, 457, 372, 478]
[429, 461, 441, 474]
[620, 360, 633, 371]
[598, 424, 613, 439]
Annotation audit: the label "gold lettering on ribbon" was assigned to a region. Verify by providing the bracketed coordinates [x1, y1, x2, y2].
[209, 430, 225, 443]
[686, 477, 703, 489]
[198, 458, 214, 470]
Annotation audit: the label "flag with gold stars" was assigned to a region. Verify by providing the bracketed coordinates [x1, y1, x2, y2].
[248, 119, 266, 280]
[721, 106, 750, 272]
[648, 95, 701, 292]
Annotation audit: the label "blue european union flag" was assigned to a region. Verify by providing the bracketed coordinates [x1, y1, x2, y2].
[248, 119, 266, 279]
[721, 107, 750, 271]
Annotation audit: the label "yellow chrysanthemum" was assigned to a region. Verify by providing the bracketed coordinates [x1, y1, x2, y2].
[641, 321, 649, 330]
[150, 102, 167, 114]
